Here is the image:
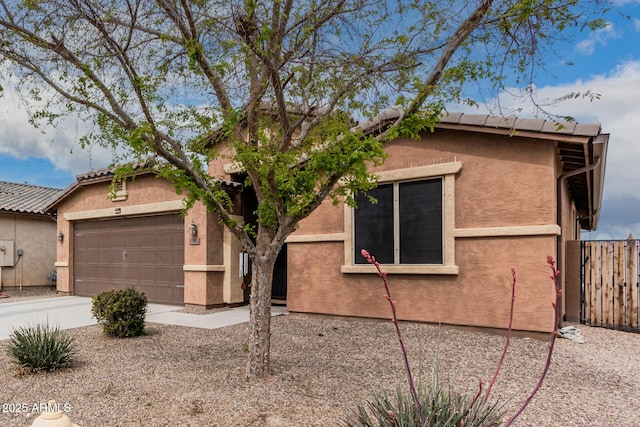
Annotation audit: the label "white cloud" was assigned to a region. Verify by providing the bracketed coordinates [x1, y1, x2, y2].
[483, 60, 640, 199]
[0, 77, 123, 176]
[575, 22, 619, 55]
[533, 61, 640, 201]
[586, 223, 640, 241]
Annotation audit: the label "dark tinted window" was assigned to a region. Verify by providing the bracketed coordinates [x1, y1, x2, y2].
[354, 184, 394, 264]
[399, 179, 442, 264]
[353, 178, 443, 265]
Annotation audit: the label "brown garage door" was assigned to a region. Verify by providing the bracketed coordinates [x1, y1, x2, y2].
[74, 214, 184, 305]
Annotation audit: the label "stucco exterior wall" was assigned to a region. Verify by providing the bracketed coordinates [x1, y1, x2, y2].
[377, 130, 557, 227]
[287, 237, 556, 331]
[0, 213, 56, 288]
[286, 129, 561, 333]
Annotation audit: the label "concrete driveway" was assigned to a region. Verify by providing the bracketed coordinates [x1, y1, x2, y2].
[0, 296, 287, 340]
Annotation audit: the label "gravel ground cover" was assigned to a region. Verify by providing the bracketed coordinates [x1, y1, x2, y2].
[1, 292, 639, 426]
[0, 287, 60, 304]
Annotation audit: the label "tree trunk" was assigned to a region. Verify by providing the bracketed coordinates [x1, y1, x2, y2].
[246, 250, 276, 378]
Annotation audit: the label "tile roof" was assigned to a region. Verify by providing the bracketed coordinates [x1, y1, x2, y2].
[73, 159, 154, 182]
[71, 159, 241, 190]
[0, 181, 62, 215]
[357, 109, 604, 137]
[44, 159, 243, 212]
[438, 112, 603, 136]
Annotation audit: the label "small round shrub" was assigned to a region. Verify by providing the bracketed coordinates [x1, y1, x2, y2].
[91, 287, 148, 337]
[5, 323, 77, 373]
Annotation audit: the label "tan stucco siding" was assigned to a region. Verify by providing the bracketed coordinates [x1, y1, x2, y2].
[292, 131, 557, 239]
[287, 236, 556, 332]
[0, 213, 56, 287]
[55, 175, 187, 294]
[208, 145, 238, 178]
[62, 175, 183, 212]
[286, 129, 561, 333]
[377, 130, 556, 228]
[294, 197, 344, 236]
[558, 164, 579, 317]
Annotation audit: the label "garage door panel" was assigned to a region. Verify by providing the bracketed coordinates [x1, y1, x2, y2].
[74, 214, 184, 305]
[133, 283, 183, 305]
[153, 249, 178, 265]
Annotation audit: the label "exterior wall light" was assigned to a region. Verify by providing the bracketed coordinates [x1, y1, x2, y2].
[189, 222, 198, 236]
[188, 222, 200, 245]
[57, 232, 64, 242]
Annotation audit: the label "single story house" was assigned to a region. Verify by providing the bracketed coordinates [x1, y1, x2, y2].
[0, 181, 61, 289]
[46, 113, 608, 333]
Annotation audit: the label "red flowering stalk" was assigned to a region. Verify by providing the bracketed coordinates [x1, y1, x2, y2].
[484, 268, 517, 402]
[361, 249, 424, 425]
[503, 256, 562, 427]
[388, 410, 398, 427]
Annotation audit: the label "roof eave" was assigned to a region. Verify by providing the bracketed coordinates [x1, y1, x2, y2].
[44, 168, 243, 214]
[0, 208, 53, 218]
[43, 169, 158, 213]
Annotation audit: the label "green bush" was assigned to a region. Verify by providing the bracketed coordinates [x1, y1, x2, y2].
[344, 375, 504, 427]
[5, 323, 77, 373]
[91, 287, 148, 337]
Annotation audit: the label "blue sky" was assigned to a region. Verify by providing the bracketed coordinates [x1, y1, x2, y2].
[0, 2, 639, 239]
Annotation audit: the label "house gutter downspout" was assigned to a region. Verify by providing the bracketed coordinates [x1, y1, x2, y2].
[556, 155, 601, 327]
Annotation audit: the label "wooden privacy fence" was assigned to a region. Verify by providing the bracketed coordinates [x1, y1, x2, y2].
[581, 240, 640, 330]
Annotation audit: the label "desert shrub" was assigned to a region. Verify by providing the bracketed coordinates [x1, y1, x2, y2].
[351, 250, 562, 427]
[344, 373, 504, 427]
[91, 287, 148, 337]
[5, 323, 77, 373]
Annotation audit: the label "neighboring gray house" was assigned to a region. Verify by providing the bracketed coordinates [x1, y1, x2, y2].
[0, 181, 61, 289]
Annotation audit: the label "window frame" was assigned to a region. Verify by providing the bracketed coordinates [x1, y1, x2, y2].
[353, 178, 444, 265]
[342, 161, 461, 275]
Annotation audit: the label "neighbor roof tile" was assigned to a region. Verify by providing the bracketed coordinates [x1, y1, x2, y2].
[0, 182, 62, 215]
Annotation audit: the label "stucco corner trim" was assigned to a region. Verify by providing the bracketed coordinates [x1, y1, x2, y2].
[183, 265, 225, 272]
[54, 262, 69, 268]
[340, 264, 459, 275]
[285, 233, 346, 243]
[453, 224, 561, 238]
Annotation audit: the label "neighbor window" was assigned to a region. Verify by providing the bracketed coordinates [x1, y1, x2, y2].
[353, 178, 443, 265]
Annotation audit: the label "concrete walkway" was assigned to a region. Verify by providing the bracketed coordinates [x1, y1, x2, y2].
[0, 296, 287, 340]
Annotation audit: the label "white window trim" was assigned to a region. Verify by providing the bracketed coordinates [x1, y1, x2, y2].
[342, 161, 461, 275]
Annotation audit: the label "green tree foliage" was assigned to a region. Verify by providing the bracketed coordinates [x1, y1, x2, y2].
[0, 0, 607, 378]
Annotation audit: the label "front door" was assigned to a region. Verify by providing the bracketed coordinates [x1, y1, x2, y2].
[271, 244, 287, 302]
